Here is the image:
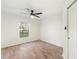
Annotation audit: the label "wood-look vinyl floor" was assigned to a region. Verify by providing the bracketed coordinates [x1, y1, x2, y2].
[1, 40, 63, 59]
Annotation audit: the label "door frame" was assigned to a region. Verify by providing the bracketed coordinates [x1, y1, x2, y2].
[67, 0, 77, 59]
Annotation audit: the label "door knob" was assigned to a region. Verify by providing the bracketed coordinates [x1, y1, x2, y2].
[64, 26, 67, 30]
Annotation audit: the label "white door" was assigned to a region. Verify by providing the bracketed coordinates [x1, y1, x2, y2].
[68, 1, 77, 59]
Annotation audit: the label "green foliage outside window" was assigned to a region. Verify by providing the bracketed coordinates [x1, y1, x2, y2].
[19, 23, 29, 38]
[20, 29, 29, 38]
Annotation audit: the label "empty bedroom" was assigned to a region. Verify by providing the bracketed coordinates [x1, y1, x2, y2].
[1, 0, 77, 59]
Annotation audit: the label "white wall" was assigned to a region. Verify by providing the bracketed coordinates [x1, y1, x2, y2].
[40, 14, 64, 47]
[1, 12, 40, 48]
[62, 4, 68, 59]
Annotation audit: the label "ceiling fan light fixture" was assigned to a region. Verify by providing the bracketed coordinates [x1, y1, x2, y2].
[25, 8, 43, 18]
[30, 15, 34, 19]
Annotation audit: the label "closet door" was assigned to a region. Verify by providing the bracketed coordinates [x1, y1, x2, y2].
[67, 1, 77, 59]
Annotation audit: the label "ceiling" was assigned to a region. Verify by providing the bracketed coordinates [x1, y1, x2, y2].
[2, 0, 64, 19]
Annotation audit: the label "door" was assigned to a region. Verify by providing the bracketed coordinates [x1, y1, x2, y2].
[67, 1, 77, 59]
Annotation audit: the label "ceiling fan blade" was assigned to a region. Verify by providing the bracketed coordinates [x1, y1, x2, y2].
[34, 15, 40, 18]
[25, 8, 30, 11]
[34, 12, 42, 15]
[25, 8, 33, 13]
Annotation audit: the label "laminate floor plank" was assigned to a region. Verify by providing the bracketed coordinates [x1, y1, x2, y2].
[1, 40, 63, 59]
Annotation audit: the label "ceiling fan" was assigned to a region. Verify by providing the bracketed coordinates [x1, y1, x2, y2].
[25, 8, 43, 18]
